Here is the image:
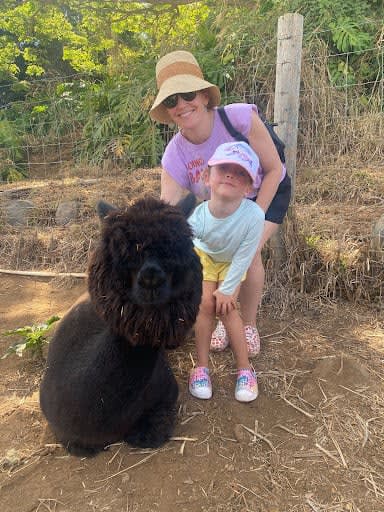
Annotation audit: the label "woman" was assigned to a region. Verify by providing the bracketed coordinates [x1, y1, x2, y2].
[149, 50, 291, 355]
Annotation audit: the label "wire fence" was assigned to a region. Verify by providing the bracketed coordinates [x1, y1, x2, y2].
[1, 37, 383, 180]
[0, 25, 383, 294]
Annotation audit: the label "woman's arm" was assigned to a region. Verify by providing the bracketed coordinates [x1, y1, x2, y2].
[247, 111, 283, 213]
[160, 168, 186, 205]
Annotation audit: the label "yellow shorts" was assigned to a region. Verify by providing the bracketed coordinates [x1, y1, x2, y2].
[194, 247, 246, 284]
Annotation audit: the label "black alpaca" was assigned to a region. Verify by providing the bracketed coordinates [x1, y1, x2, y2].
[40, 195, 202, 456]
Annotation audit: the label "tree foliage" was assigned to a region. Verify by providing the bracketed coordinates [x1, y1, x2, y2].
[0, 0, 382, 179]
[286, 0, 382, 84]
[1, 0, 381, 84]
[0, 1, 211, 80]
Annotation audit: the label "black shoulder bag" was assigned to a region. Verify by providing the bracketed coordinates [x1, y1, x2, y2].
[217, 106, 286, 164]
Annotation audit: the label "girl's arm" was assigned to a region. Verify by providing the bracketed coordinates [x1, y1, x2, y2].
[213, 287, 239, 316]
[218, 208, 264, 297]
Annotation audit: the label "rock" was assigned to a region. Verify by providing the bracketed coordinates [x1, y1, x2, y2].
[0, 187, 33, 200]
[371, 213, 384, 250]
[55, 200, 78, 226]
[79, 179, 98, 186]
[5, 199, 36, 226]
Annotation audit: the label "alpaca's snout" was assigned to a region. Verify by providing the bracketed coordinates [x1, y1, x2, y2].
[137, 262, 167, 290]
[132, 261, 170, 305]
[131, 261, 170, 305]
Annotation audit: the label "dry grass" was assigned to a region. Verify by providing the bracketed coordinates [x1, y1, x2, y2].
[299, 40, 384, 167]
[0, 169, 161, 273]
[282, 164, 384, 306]
[1, 163, 383, 310]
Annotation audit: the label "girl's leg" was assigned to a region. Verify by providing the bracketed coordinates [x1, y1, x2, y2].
[211, 221, 279, 355]
[189, 281, 217, 400]
[220, 309, 258, 403]
[220, 308, 249, 369]
[194, 281, 217, 367]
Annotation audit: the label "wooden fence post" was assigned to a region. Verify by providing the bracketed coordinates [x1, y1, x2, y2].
[270, 13, 303, 263]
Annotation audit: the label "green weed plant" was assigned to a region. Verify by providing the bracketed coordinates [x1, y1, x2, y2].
[2, 316, 60, 360]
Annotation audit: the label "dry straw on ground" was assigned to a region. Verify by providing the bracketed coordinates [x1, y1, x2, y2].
[1, 163, 383, 309]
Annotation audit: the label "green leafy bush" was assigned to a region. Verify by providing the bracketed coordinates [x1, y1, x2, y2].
[0, 116, 26, 181]
[79, 76, 163, 168]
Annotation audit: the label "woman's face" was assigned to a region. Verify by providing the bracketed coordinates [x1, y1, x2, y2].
[163, 90, 209, 130]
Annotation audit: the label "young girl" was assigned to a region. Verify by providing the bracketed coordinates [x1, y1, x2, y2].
[188, 141, 265, 402]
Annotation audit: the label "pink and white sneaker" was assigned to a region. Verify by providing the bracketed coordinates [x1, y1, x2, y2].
[189, 367, 212, 399]
[244, 325, 261, 357]
[210, 320, 229, 352]
[235, 368, 258, 402]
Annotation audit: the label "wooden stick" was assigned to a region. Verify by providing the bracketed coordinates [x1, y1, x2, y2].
[282, 396, 315, 419]
[329, 434, 348, 468]
[169, 436, 198, 442]
[0, 269, 86, 278]
[240, 424, 276, 452]
[338, 384, 368, 398]
[95, 452, 157, 482]
[9, 456, 40, 477]
[274, 423, 308, 438]
[315, 443, 343, 466]
[179, 441, 186, 455]
[305, 497, 321, 512]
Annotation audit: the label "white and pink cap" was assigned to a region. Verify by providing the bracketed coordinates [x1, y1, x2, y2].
[208, 141, 260, 183]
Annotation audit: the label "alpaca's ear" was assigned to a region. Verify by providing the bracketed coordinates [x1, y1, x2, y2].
[176, 193, 197, 218]
[96, 200, 118, 220]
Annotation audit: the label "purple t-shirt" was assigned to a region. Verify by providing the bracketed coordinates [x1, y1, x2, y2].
[161, 103, 285, 200]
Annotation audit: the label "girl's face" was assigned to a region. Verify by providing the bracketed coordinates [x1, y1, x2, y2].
[163, 90, 209, 130]
[205, 163, 252, 199]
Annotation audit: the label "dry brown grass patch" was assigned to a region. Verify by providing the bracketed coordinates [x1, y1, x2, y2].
[1, 164, 383, 307]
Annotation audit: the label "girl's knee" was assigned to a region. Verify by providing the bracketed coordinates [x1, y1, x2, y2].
[218, 308, 240, 324]
[199, 296, 215, 316]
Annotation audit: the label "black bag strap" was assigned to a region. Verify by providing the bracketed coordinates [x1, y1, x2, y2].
[217, 107, 249, 144]
[217, 106, 286, 164]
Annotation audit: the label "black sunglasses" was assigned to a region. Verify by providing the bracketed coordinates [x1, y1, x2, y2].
[162, 91, 197, 109]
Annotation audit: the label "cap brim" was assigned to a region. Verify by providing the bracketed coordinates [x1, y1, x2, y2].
[207, 158, 255, 183]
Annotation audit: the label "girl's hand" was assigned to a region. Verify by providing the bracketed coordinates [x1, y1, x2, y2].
[213, 290, 236, 316]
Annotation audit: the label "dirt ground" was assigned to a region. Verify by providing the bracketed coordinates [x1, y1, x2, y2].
[1, 273, 383, 512]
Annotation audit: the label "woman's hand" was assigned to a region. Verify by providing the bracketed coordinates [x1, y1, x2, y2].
[213, 289, 236, 316]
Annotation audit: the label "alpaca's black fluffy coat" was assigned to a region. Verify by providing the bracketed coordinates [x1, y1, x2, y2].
[40, 195, 202, 456]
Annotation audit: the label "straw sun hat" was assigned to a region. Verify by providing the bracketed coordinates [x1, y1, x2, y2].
[149, 50, 221, 125]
